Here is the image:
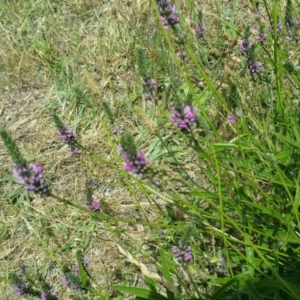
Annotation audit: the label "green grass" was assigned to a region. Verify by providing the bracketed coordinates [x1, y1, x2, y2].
[1, 0, 300, 299]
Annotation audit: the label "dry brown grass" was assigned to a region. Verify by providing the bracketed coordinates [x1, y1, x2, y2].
[0, 0, 179, 298]
[0, 0, 260, 298]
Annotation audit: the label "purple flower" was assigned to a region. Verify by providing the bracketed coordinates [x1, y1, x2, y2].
[117, 144, 129, 160]
[18, 265, 27, 276]
[86, 198, 100, 212]
[62, 274, 80, 291]
[170, 104, 197, 131]
[111, 125, 124, 135]
[71, 147, 80, 156]
[62, 259, 89, 291]
[12, 163, 49, 195]
[195, 22, 206, 36]
[228, 113, 237, 124]
[285, 28, 300, 44]
[285, 36, 293, 42]
[149, 79, 157, 92]
[248, 60, 263, 75]
[12, 279, 26, 296]
[61, 274, 69, 286]
[73, 257, 89, 275]
[82, 257, 90, 268]
[41, 289, 57, 300]
[117, 145, 149, 178]
[57, 125, 75, 142]
[142, 76, 157, 99]
[56, 124, 80, 155]
[124, 151, 148, 177]
[172, 242, 193, 266]
[257, 31, 267, 43]
[240, 37, 253, 52]
[73, 265, 79, 276]
[177, 50, 187, 58]
[286, 17, 299, 27]
[269, 21, 283, 35]
[72, 257, 89, 276]
[292, 18, 299, 25]
[70, 283, 81, 291]
[157, 0, 179, 28]
[228, 109, 243, 124]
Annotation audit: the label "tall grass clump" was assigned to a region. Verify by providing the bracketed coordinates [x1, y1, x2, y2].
[2, 0, 300, 299]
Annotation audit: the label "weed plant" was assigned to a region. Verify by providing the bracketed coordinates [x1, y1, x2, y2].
[1, 0, 300, 299]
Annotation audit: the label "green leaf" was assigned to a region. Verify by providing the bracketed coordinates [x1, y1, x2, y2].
[239, 199, 284, 221]
[75, 252, 90, 288]
[245, 280, 264, 300]
[263, 229, 300, 244]
[160, 248, 175, 300]
[144, 276, 157, 292]
[211, 274, 248, 300]
[112, 286, 168, 300]
[274, 133, 300, 149]
[212, 143, 239, 152]
[222, 20, 238, 38]
[245, 245, 255, 278]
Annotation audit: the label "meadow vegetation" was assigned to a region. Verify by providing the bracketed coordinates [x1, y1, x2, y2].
[1, 0, 300, 299]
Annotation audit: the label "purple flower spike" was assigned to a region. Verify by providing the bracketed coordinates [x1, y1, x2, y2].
[117, 146, 149, 178]
[111, 125, 124, 135]
[87, 198, 100, 212]
[41, 289, 57, 300]
[73, 257, 89, 275]
[269, 21, 283, 35]
[117, 144, 129, 160]
[172, 242, 193, 266]
[257, 31, 267, 43]
[292, 18, 299, 25]
[150, 79, 157, 91]
[71, 147, 80, 156]
[285, 36, 293, 42]
[125, 151, 148, 177]
[82, 257, 90, 268]
[170, 104, 197, 131]
[56, 124, 80, 155]
[57, 125, 75, 142]
[142, 76, 157, 100]
[13, 163, 49, 195]
[248, 60, 263, 75]
[62, 258, 89, 292]
[228, 109, 242, 124]
[61, 274, 69, 286]
[195, 22, 206, 36]
[240, 38, 253, 52]
[73, 264, 79, 276]
[157, 0, 179, 28]
[228, 113, 237, 124]
[12, 279, 26, 296]
[177, 50, 187, 58]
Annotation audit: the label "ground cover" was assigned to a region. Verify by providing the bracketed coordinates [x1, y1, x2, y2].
[1, 0, 300, 299]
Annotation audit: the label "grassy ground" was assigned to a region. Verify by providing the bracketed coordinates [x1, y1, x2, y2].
[0, 1, 157, 298]
[2, 0, 300, 299]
